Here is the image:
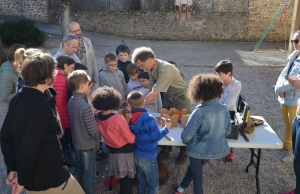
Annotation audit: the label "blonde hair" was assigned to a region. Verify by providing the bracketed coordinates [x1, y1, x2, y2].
[15, 48, 42, 73]
[68, 70, 91, 91]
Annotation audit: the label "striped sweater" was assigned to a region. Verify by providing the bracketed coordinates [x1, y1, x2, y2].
[67, 91, 101, 150]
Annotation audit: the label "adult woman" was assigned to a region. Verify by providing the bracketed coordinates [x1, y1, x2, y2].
[0, 51, 83, 194]
[275, 30, 300, 163]
[0, 44, 26, 128]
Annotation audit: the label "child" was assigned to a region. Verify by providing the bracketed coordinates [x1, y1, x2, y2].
[126, 63, 142, 91]
[138, 71, 162, 113]
[91, 86, 136, 194]
[98, 52, 130, 100]
[53, 55, 75, 168]
[215, 60, 241, 163]
[173, 74, 231, 194]
[116, 44, 131, 83]
[128, 91, 170, 194]
[67, 70, 101, 194]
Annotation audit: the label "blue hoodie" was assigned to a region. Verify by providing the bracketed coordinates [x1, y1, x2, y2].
[129, 108, 169, 159]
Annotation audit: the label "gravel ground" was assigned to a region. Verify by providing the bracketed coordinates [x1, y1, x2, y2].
[0, 32, 294, 194]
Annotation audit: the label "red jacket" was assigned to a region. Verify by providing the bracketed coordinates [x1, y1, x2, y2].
[53, 67, 70, 130]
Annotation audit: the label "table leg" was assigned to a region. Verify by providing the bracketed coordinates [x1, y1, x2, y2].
[245, 148, 261, 194]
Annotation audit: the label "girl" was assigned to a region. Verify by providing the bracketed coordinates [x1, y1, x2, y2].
[91, 86, 135, 194]
[173, 74, 231, 194]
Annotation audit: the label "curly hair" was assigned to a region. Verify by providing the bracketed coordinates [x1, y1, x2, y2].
[188, 74, 223, 102]
[91, 86, 121, 111]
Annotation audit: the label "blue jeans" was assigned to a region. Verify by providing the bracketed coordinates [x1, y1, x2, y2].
[292, 117, 300, 194]
[180, 157, 209, 194]
[73, 149, 96, 194]
[60, 128, 74, 165]
[135, 156, 159, 194]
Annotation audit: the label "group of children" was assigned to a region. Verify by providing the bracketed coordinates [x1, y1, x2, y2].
[52, 43, 242, 194]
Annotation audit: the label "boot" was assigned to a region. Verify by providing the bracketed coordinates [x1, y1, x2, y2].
[177, 150, 188, 164]
[157, 150, 170, 161]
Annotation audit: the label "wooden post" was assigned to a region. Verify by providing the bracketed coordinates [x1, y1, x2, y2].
[288, 0, 300, 54]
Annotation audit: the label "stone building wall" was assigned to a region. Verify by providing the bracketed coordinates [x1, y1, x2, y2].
[0, 0, 49, 22]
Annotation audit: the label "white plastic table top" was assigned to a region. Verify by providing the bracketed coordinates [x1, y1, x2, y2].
[151, 113, 283, 149]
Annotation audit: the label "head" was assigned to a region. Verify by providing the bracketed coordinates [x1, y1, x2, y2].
[138, 71, 150, 89]
[104, 52, 118, 72]
[21, 52, 57, 88]
[7, 43, 26, 64]
[68, 70, 91, 95]
[61, 34, 79, 56]
[74, 62, 88, 72]
[116, 44, 130, 62]
[188, 74, 223, 103]
[126, 63, 140, 81]
[56, 55, 75, 76]
[214, 60, 233, 82]
[68, 22, 82, 38]
[127, 91, 145, 109]
[167, 61, 177, 67]
[15, 48, 42, 73]
[291, 31, 300, 51]
[132, 47, 156, 72]
[91, 86, 121, 111]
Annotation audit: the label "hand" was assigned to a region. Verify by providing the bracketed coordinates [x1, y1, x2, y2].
[124, 105, 131, 113]
[165, 119, 172, 129]
[94, 109, 100, 116]
[156, 117, 162, 126]
[286, 76, 300, 89]
[57, 132, 64, 139]
[279, 92, 285, 98]
[6, 171, 17, 186]
[11, 179, 24, 194]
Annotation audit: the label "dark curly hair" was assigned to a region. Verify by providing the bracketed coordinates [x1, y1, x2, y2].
[188, 74, 223, 102]
[91, 86, 121, 111]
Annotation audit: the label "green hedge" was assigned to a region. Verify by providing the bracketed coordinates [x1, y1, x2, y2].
[0, 19, 46, 47]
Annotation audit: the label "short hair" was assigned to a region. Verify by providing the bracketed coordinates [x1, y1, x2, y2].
[104, 52, 118, 63]
[138, 71, 149, 80]
[56, 55, 75, 70]
[188, 74, 223, 102]
[132, 47, 155, 63]
[127, 91, 144, 109]
[68, 22, 80, 31]
[75, 62, 88, 71]
[116, 44, 130, 55]
[167, 61, 177, 66]
[15, 48, 43, 73]
[214, 60, 233, 75]
[7, 43, 26, 61]
[62, 34, 79, 46]
[91, 86, 121, 111]
[21, 52, 56, 87]
[68, 70, 91, 91]
[126, 63, 139, 75]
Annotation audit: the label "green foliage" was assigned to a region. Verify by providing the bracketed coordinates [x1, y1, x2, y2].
[0, 19, 46, 47]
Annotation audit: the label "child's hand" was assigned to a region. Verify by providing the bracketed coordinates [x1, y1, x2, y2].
[165, 119, 172, 129]
[156, 117, 162, 126]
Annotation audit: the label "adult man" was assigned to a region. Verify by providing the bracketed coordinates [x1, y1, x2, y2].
[69, 22, 98, 83]
[132, 46, 192, 164]
[53, 34, 80, 62]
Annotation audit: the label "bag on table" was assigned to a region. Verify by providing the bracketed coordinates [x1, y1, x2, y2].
[242, 113, 255, 134]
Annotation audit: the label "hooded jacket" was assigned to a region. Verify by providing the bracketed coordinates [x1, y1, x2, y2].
[129, 108, 169, 159]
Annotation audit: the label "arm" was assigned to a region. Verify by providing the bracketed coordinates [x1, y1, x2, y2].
[157, 93, 162, 112]
[286, 77, 300, 89]
[82, 105, 101, 141]
[121, 73, 131, 98]
[98, 72, 108, 87]
[146, 117, 169, 142]
[117, 115, 135, 143]
[145, 91, 159, 105]
[225, 112, 231, 136]
[0, 71, 16, 103]
[181, 109, 202, 144]
[88, 40, 98, 82]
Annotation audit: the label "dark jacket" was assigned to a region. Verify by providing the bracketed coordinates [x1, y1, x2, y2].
[0, 87, 70, 191]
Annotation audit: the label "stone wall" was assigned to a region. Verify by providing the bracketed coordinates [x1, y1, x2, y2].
[0, 0, 49, 22]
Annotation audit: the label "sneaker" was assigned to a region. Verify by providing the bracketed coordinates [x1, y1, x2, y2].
[281, 189, 296, 194]
[157, 151, 170, 161]
[96, 171, 100, 178]
[282, 152, 293, 164]
[172, 185, 183, 194]
[225, 151, 234, 164]
[177, 151, 188, 164]
[96, 151, 108, 161]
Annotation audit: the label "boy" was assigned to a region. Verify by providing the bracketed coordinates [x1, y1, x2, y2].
[138, 71, 162, 113]
[128, 91, 171, 194]
[98, 52, 130, 100]
[116, 44, 131, 83]
[67, 70, 102, 194]
[126, 63, 142, 91]
[215, 60, 241, 163]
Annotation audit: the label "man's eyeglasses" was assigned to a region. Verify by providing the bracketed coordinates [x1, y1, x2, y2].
[71, 29, 81, 34]
[107, 63, 117, 67]
[291, 39, 299, 44]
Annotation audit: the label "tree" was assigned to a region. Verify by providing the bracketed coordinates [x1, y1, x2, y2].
[61, 0, 72, 38]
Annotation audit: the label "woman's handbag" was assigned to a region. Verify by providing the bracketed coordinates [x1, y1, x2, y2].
[104, 176, 119, 191]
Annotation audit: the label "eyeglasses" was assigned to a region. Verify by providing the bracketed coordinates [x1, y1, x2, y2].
[291, 39, 299, 44]
[70, 29, 81, 34]
[69, 65, 74, 70]
[53, 69, 58, 76]
[107, 63, 117, 67]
